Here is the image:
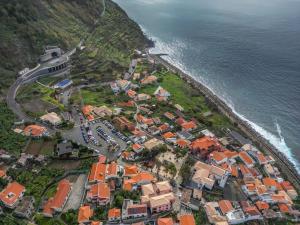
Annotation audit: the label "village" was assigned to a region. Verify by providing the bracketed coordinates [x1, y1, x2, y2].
[1, 51, 300, 225]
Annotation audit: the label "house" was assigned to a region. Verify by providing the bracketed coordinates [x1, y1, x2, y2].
[157, 217, 174, 225]
[280, 181, 298, 200]
[181, 121, 197, 131]
[93, 106, 113, 118]
[164, 112, 176, 121]
[14, 196, 35, 219]
[239, 151, 255, 168]
[263, 164, 280, 177]
[127, 89, 137, 98]
[209, 151, 228, 165]
[192, 161, 229, 189]
[141, 75, 157, 85]
[0, 182, 25, 209]
[116, 79, 131, 91]
[271, 190, 293, 204]
[88, 162, 106, 184]
[179, 214, 196, 225]
[122, 199, 147, 220]
[82, 105, 93, 117]
[240, 201, 263, 221]
[136, 114, 154, 127]
[154, 86, 171, 101]
[86, 182, 110, 205]
[124, 165, 139, 177]
[132, 143, 144, 155]
[176, 139, 191, 149]
[40, 112, 62, 126]
[204, 202, 228, 224]
[148, 126, 160, 135]
[111, 82, 120, 93]
[190, 136, 220, 158]
[106, 162, 119, 179]
[78, 205, 93, 224]
[255, 201, 269, 211]
[0, 169, 6, 179]
[113, 116, 135, 131]
[177, 130, 194, 140]
[141, 181, 174, 213]
[219, 200, 234, 215]
[117, 100, 135, 108]
[23, 125, 48, 137]
[144, 138, 164, 150]
[108, 208, 121, 222]
[162, 132, 176, 143]
[176, 117, 186, 126]
[202, 129, 216, 138]
[43, 179, 71, 217]
[262, 178, 278, 192]
[132, 172, 156, 186]
[136, 93, 151, 101]
[159, 123, 171, 133]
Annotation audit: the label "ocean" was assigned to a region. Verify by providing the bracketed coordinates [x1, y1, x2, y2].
[114, 0, 300, 170]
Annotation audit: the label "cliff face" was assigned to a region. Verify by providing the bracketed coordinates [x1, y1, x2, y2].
[0, 0, 148, 94]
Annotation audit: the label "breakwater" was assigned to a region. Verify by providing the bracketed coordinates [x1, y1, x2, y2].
[150, 54, 300, 190]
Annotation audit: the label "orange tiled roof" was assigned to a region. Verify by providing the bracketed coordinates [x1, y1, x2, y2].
[281, 181, 295, 191]
[239, 164, 251, 176]
[132, 172, 155, 183]
[107, 162, 117, 176]
[164, 112, 176, 120]
[179, 214, 195, 225]
[91, 222, 102, 225]
[210, 151, 227, 163]
[257, 153, 267, 164]
[159, 124, 169, 132]
[224, 150, 239, 158]
[0, 169, 6, 178]
[230, 165, 238, 177]
[181, 121, 197, 130]
[82, 105, 93, 116]
[127, 89, 137, 98]
[157, 217, 174, 225]
[108, 208, 121, 218]
[255, 201, 269, 210]
[124, 165, 139, 176]
[239, 151, 254, 166]
[176, 139, 190, 148]
[0, 182, 25, 207]
[87, 182, 110, 199]
[123, 179, 135, 191]
[190, 136, 218, 151]
[24, 125, 47, 137]
[132, 143, 142, 151]
[176, 117, 186, 125]
[98, 155, 106, 164]
[43, 179, 71, 215]
[162, 132, 176, 139]
[88, 163, 106, 183]
[219, 200, 233, 214]
[78, 205, 93, 223]
[262, 177, 277, 187]
[279, 203, 290, 213]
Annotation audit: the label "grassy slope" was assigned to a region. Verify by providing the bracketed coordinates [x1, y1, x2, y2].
[0, 0, 148, 156]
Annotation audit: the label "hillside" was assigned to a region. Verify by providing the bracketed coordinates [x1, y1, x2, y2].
[0, 0, 149, 95]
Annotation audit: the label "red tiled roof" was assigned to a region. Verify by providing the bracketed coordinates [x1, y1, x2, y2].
[279, 203, 290, 213]
[24, 125, 47, 137]
[239, 151, 255, 166]
[176, 139, 190, 148]
[262, 178, 277, 188]
[108, 208, 121, 218]
[157, 217, 174, 225]
[219, 200, 233, 214]
[88, 163, 106, 183]
[181, 121, 197, 130]
[0, 182, 25, 207]
[210, 151, 227, 163]
[78, 205, 93, 223]
[87, 183, 110, 200]
[43, 179, 71, 215]
[107, 162, 117, 176]
[180, 214, 195, 225]
[162, 132, 176, 139]
[255, 201, 269, 210]
[190, 136, 219, 151]
[124, 165, 139, 176]
[132, 172, 155, 183]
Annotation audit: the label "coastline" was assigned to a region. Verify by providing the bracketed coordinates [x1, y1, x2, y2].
[149, 53, 300, 190]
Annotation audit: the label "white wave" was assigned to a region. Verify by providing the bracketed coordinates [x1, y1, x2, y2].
[144, 30, 300, 172]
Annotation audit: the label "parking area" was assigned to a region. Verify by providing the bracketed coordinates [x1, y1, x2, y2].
[62, 114, 129, 161]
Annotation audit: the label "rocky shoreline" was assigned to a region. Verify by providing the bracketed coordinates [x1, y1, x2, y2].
[149, 53, 300, 190]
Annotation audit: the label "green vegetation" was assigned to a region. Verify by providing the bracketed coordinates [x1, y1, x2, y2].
[194, 209, 209, 225]
[112, 190, 140, 208]
[0, 102, 27, 155]
[7, 167, 64, 206]
[0, 215, 27, 225]
[17, 82, 64, 113]
[34, 214, 65, 225]
[180, 156, 196, 184]
[61, 210, 78, 225]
